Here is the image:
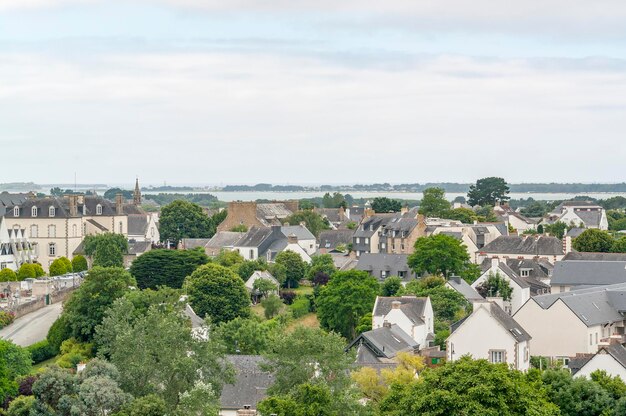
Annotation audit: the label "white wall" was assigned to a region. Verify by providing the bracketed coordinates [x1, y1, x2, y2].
[472, 265, 530, 314]
[575, 353, 626, 381]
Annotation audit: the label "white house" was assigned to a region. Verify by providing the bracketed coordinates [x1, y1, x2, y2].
[245, 271, 279, 302]
[233, 225, 313, 264]
[513, 283, 626, 359]
[472, 258, 531, 315]
[429, 223, 507, 264]
[573, 344, 626, 381]
[494, 205, 537, 233]
[477, 235, 566, 265]
[127, 213, 160, 244]
[542, 201, 609, 230]
[447, 300, 531, 371]
[372, 296, 434, 350]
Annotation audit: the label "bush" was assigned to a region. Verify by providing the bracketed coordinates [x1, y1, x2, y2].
[0, 310, 15, 329]
[56, 338, 93, 369]
[280, 290, 297, 305]
[32, 263, 46, 277]
[290, 297, 310, 319]
[71, 255, 88, 272]
[130, 249, 209, 289]
[49, 257, 71, 276]
[17, 263, 36, 280]
[6, 395, 35, 416]
[17, 375, 37, 396]
[262, 295, 283, 320]
[0, 268, 17, 282]
[27, 340, 56, 364]
[47, 314, 73, 354]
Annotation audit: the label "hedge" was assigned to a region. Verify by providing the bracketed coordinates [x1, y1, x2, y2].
[27, 339, 56, 364]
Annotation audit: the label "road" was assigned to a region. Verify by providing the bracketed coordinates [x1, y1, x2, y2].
[0, 303, 63, 347]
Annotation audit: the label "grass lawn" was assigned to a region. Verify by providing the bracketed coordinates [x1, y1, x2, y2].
[251, 303, 265, 319]
[32, 356, 58, 372]
[293, 286, 313, 296]
[286, 313, 319, 332]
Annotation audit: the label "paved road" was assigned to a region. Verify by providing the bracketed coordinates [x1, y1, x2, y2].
[0, 303, 63, 347]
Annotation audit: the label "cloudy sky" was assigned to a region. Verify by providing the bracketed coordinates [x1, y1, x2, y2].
[2, 1, 626, 185]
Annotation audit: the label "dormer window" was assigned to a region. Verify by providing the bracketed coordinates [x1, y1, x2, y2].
[96, 204, 102, 215]
[49, 206, 55, 217]
[13, 207, 19, 217]
[31, 206, 37, 217]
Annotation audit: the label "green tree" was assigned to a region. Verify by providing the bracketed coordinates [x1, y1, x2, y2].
[474, 205, 499, 222]
[541, 369, 614, 416]
[62, 266, 136, 342]
[322, 192, 347, 208]
[274, 250, 308, 289]
[49, 257, 72, 276]
[184, 263, 250, 324]
[0, 340, 32, 404]
[32, 263, 46, 277]
[71, 255, 89, 272]
[573, 229, 615, 253]
[0, 268, 17, 282]
[253, 277, 278, 299]
[444, 207, 477, 224]
[284, 210, 330, 237]
[590, 370, 626, 400]
[214, 249, 245, 268]
[174, 380, 220, 416]
[306, 254, 336, 281]
[371, 197, 402, 213]
[6, 395, 36, 416]
[236, 258, 268, 281]
[159, 200, 214, 245]
[355, 313, 372, 334]
[544, 221, 569, 239]
[47, 314, 73, 354]
[522, 200, 551, 217]
[214, 317, 272, 354]
[467, 177, 510, 206]
[381, 276, 403, 296]
[103, 188, 133, 200]
[96, 299, 232, 410]
[408, 234, 471, 277]
[17, 263, 36, 280]
[380, 357, 559, 415]
[612, 236, 626, 253]
[258, 382, 337, 416]
[130, 248, 209, 289]
[84, 233, 129, 268]
[475, 271, 513, 301]
[316, 270, 380, 339]
[403, 276, 469, 323]
[419, 187, 450, 217]
[261, 294, 283, 319]
[117, 395, 167, 416]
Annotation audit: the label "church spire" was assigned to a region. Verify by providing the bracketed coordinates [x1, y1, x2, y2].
[133, 177, 142, 205]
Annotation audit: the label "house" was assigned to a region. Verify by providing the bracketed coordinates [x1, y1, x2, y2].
[0, 217, 37, 271]
[245, 271, 279, 302]
[477, 235, 566, 265]
[352, 213, 399, 257]
[378, 215, 426, 255]
[329, 252, 358, 271]
[494, 205, 537, 233]
[204, 231, 246, 257]
[318, 230, 354, 254]
[314, 207, 359, 230]
[447, 300, 531, 371]
[445, 276, 483, 302]
[571, 344, 626, 381]
[513, 283, 626, 359]
[219, 355, 273, 416]
[542, 201, 609, 230]
[216, 201, 298, 232]
[127, 213, 160, 243]
[347, 323, 420, 368]
[551, 259, 626, 293]
[0, 192, 30, 216]
[372, 296, 434, 348]
[428, 223, 507, 263]
[232, 225, 313, 263]
[179, 238, 213, 250]
[355, 253, 417, 282]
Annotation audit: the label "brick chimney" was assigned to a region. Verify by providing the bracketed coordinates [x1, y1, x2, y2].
[115, 194, 124, 215]
[391, 300, 401, 309]
[287, 233, 298, 244]
[282, 200, 300, 213]
[68, 195, 78, 217]
[383, 320, 392, 328]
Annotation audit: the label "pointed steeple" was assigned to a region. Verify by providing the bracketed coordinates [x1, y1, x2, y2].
[133, 177, 142, 205]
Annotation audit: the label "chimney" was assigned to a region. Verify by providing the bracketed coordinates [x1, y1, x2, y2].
[365, 208, 375, 218]
[486, 297, 504, 310]
[391, 300, 401, 309]
[491, 257, 499, 268]
[115, 194, 124, 215]
[383, 320, 391, 328]
[563, 235, 572, 254]
[401, 205, 409, 215]
[287, 233, 298, 244]
[68, 195, 78, 217]
[472, 300, 491, 313]
[283, 200, 299, 213]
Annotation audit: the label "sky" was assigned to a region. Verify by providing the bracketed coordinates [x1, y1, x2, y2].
[2, 1, 626, 186]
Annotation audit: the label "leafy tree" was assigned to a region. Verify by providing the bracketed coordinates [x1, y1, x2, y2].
[419, 187, 450, 217]
[32, 263, 45, 277]
[371, 197, 402, 213]
[269, 262, 287, 287]
[262, 326, 356, 395]
[590, 370, 626, 400]
[174, 380, 220, 416]
[541, 369, 614, 416]
[117, 394, 167, 416]
[261, 294, 283, 319]
[236, 258, 268, 281]
[49, 257, 72, 276]
[460, 262, 482, 284]
[284, 210, 330, 237]
[96, 298, 232, 410]
[322, 192, 347, 208]
[71, 255, 88, 272]
[355, 313, 372, 334]
[381, 276, 403, 296]
[17, 263, 36, 280]
[129, 248, 209, 289]
[306, 254, 336, 281]
[522, 200, 552, 217]
[214, 317, 272, 354]
[214, 249, 245, 268]
[62, 266, 136, 342]
[31, 365, 77, 412]
[84, 233, 129, 268]
[6, 395, 35, 416]
[403, 276, 469, 323]
[184, 263, 250, 324]
[544, 221, 569, 239]
[612, 236, 626, 253]
[380, 357, 558, 415]
[253, 277, 278, 299]
[257, 382, 337, 416]
[408, 234, 470, 277]
[475, 271, 513, 301]
[474, 205, 499, 222]
[443, 207, 477, 224]
[103, 187, 133, 200]
[274, 250, 308, 289]
[573, 229, 615, 253]
[0, 268, 17, 282]
[316, 270, 380, 339]
[159, 200, 215, 245]
[47, 314, 73, 354]
[467, 177, 510, 206]
[0, 340, 32, 404]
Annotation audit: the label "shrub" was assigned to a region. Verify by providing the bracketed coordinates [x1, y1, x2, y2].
[0, 268, 17, 282]
[17, 263, 36, 280]
[17, 375, 37, 396]
[47, 314, 73, 354]
[49, 257, 71, 276]
[27, 340, 56, 364]
[262, 295, 283, 320]
[290, 297, 310, 319]
[0, 310, 15, 329]
[32, 263, 46, 277]
[56, 338, 93, 369]
[71, 255, 88, 272]
[280, 290, 297, 305]
[6, 395, 36, 416]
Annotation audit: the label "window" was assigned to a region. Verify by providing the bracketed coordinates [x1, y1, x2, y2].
[489, 350, 505, 363]
[364, 238, 369, 245]
[13, 207, 19, 216]
[355, 237, 360, 244]
[119, 221, 123, 234]
[30, 225, 38, 238]
[381, 243, 386, 249]
[72, 224, 77, 237]
[31, 206, 38, 217]
[590, 334, 593, 346]
[249, 249, 254, 259]
[83, 223, 87, 236]
[381, 270, 387, 279]
[49, 206, 55, 217]
[48, 243, 56, 257]
[96, 204, 102, 215]
[524, 346, 529, 362]
[48, 225, 56, 238]
[520, 269, 530, 277]
[398, 271, 406, 278]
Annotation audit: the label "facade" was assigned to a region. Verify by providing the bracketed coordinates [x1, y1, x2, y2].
[447, 301, 531, 371]
[372, 296, 434, 348]
[232, 225, 314, 263]
[127, 213, 160, 243]
[572, 344, 626, 381]
[513, 283, 626, 358]
[494, 205, 537, 233]
[0, 217, 37, 271]
[428, 222, 507, 264]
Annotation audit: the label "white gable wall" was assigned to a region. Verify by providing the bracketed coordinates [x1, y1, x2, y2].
[575, 353, 626, 381]
[472, 265, 530, 314]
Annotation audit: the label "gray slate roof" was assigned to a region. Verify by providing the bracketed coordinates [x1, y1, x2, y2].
[575, 210, 602, 228]
[373, 296, 427, 324]
[480, 236, 564, 256]
[530, 283, 626, 327]
[356, 253, 414, 281]
[319, 230, 354, 250]
[447, 276, 483, 301]
[551, 260, 626, 286]
[281, 225, 315, 241]
[180, 238, 212, 249]
[127, 214, 149, 236]
[563, 252, 626, 262]
[235, 226, 275, 247]
[220, 355, 273, 411]
[205, 231, 245, 249]
[454, 302, 530, 342]
[347, 324, 419, 361]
